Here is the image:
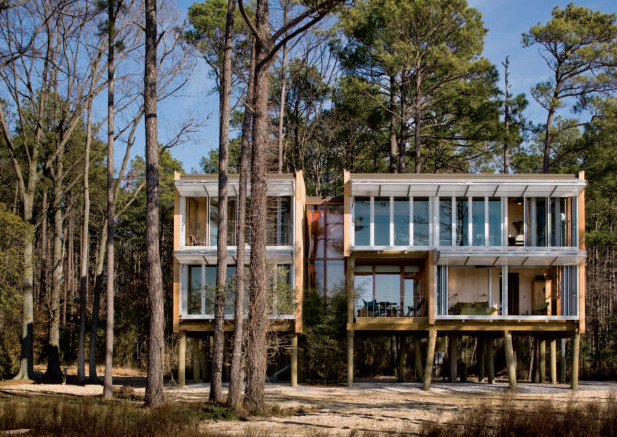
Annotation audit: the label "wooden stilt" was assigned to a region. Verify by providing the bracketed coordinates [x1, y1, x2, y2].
[414, 337, 423, 381]
[448, 333, 457, 383]
[291, 333, 298, 387]
[200, 338, 208, 381]
[571, 333, 580, 390]
[192, 338, 200, 382]
[397, 335, 407, 382]
[347, 330, 354, 387]
[550, 338, 557, 384]
[487, 338, 495, 384]
[478, 337, 486, 382]
[560, 339, 567, 383]
[539, 338, 546, 383]
[178, 331, 186, 387]
[423, 329, 437, 391]
[505, 331, 517, 391]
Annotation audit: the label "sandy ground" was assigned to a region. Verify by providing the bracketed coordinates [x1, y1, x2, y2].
[2, 377, 616, 436]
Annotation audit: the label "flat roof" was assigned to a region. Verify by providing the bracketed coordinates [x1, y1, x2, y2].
[175, 172, 296, 197]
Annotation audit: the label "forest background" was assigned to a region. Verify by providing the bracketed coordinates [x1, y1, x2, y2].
[1, 0, 617, 397]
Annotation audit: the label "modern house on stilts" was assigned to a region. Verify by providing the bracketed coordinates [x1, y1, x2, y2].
[172, 170, 587, 389]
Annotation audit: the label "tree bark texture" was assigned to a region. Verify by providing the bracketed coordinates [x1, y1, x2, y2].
[144, 0, 165, 408]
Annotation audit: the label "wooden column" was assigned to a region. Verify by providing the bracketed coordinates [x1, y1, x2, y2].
[414, 337, 423, 381]
[290, 333, 298, 387]
[539, 338, 546, 383]
[192, 338, 200, 382]
[346, 256, 355, 388]
[487, 338, 495, 384]
[571, 332, 580, 390]
[178, 331, 186, 387]
[505, 331, 517, 391]
[560, 339, 567, 383]
[478, 337, 486, 382]
[448, 333, 457, 383]
[423, 329, 437, 391]
[200, 338, 208, 381]
[549, 338, 557, 384]
[397, 335, 407, 382]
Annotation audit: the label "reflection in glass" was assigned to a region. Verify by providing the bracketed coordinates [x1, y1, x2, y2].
[472, 197, 485, 246]
[188, 265, 202, 314]
[266, 197, 291, 246]
[209, 198, 218, 245]
[456, 197, 469, 246]
[354, 274, 373, 313]
[508, 198, 524, 246]
[536, 197, 547, 246]
[325, 260, 345, 296]
[413, 198, 430, 246]
[375, 268, 400, 306]
[186, 197, 208, 246]
[374, 197, 389, 246]
[488, 198, 501, 246]
[309, 260, 324, 293]
[307, 205, 325, 258]
[440, 198, 453, 246]
[354, 197, 370, 245]
[394, 198, 409, 246]
[326, 205, 344, 257]
[227, 199, 237, 246]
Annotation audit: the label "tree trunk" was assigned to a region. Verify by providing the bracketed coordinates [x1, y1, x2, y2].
[103, 4, 117, 398]
[398, 76, 407, 173]
[144, 0, 165, 407]
[277, 2, 289, 174]
[210, 0, 235, 404]
[38, 191, 48, 311]
[89, 223, 106, 382]
[245, 0, 271, 412]
[228, 37, 255, 408]
[543, 104, 555, 174]
[389, 75, 398, 173]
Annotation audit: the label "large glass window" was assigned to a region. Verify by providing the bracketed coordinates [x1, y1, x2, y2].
[535, 198, 548, 247]
[354, 197, 370, 246]
[393, 198, 410, 246]
[488, 198, 502, 246]
[439, 198, 453, 246]
[227, 199, 237, 246]
[326, 205, 344, 257]
[508, 198, 524, 246]
[307, 205, 325, 258]
[187, 265, 202, 315]
[209, 198, 219, 245]
[552, 198, 573, 247]
[472, 198, 485, 246]
[266, 197, 291, 246]
[186, 197, 208, 246]
[456, 197, 469, 246]
[375, 266, 400, 304]
[374, 197, 390, 246]
[413, 197, 430, 246]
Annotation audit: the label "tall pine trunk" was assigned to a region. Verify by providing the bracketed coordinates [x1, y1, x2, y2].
[144, 0, 165, 407]
[228, 37, 255, 408]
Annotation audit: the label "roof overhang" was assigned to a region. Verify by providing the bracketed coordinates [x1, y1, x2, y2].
[436, 248, 585, 266]
[174, 246, 294, 265]
[175, 175, 295, 197]
[349, 174, 586, 198]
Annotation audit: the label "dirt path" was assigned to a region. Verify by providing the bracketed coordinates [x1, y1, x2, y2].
[2, 377, 616, 436]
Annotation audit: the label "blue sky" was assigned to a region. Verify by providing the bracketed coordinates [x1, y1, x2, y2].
[162, 0, 617, 171]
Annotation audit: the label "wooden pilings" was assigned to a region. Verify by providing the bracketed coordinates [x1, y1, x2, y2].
[550, 338, 557, 384]
[178, 331, 186, 387]
[539, 338, 546, 383]
[347, 330, 354, 388]
[571, 332, 580, 390]
[414, 337, 423, 381]
[397, 335, 407, 382]
[448, 333, 458, 383]
[504, 331, 517, 391]
[291, 333, 298, 387]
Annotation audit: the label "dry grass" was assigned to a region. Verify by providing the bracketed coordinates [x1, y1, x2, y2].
[420, 395, 617, 437]
[0, 395, 238, 437]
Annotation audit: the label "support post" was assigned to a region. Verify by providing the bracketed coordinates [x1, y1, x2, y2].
[290, 332, 298, 387]
[504, 331, 517, 391]
[347, 330, 354, 387]
[550, 338, 557, 384]
[478, 337, 486, 382]
[560, 338, 567, 383]
[487, 338, 495, 384]
[414, 337, 423, 381]
[423, 329, 437, 391]
[178, 331, 186, 387]
[448, 333, 457, 383]
[397, 335, 407, 382]
[539, 338, 546, 383]
[192, 338, 200, 382]
[200, 338, 208, 381]
[346, 256, 355, 388]
[571, 332, 580, 390]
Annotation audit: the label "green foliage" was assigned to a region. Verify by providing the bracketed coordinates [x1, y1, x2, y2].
[301, 288, 347, 384]
[0, 204, 33, 378]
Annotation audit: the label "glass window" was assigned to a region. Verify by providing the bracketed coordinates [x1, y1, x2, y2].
[375, 266, 400, 305]
[536, 198, 547, 246]
[326, 205, 344, 257]
[266, 197, 291, 246]
[209, 198, 218, 246]
[393, 198, 410, 246]
[325, 260, 345, 296]
[186, 197, 208, 246]
[307, 205, 325, 258]
[374, 197, 390, 246]
[354, 197, 370, 246]
[205, 266, 216, 314]
[413, 197, 430, 246]
[472, 197, 485, 246]
[227, 199, 237, 246]
[188, 265, 202, 315]
[456, 197, 469, 246]
[508, 198, 524, 246]
[309, 260, 324, 292]
[488, 198, 501, 246]
[552, 198, 573, 247]
[354, 273, 373, 311]
[439, 198, 453, 246]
